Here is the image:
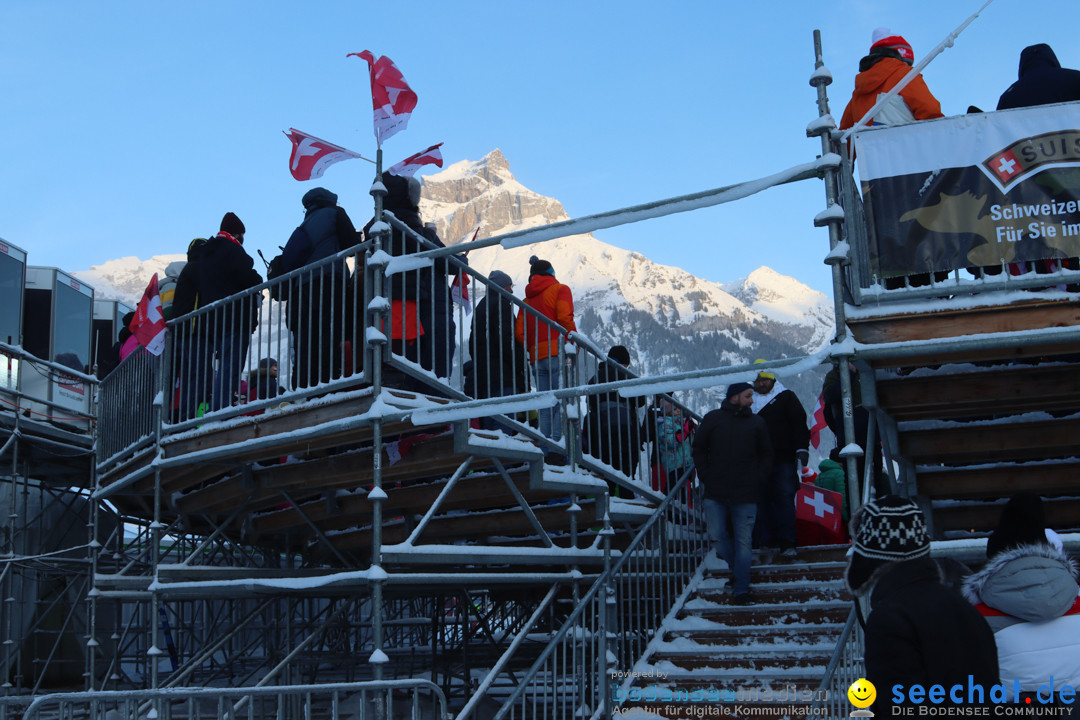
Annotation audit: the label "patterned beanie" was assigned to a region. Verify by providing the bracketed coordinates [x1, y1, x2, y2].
[870, 27, 914, 63]
[853, 495, 929, 561]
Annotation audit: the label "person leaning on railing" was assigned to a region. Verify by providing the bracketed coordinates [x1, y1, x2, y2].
[172, 215, 262, 416]
[365, 172, 457, 388]
[470, 270, 528, 420]
[583, 345, 644, 479]
[280, 187, 360, 389]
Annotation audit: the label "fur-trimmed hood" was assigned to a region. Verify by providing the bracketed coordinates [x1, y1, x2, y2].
[962, 543, 1079, 622]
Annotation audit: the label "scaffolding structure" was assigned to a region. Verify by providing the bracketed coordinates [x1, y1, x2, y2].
[10, 25, 1080, 720]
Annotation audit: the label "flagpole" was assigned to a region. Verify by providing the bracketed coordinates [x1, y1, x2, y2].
[369, 144, 387, 688]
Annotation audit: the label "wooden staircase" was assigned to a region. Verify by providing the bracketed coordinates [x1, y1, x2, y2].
[847, 293, 1080, 538]
[620, 547, 849, 718]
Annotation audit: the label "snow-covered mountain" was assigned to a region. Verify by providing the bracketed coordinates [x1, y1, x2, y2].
[420, 150, 834, 408]
[74, 149, 835, 412]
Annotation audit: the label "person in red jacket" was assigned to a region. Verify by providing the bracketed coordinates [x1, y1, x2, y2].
[839, 28, 943, 132]
[514, 255, 576, 442]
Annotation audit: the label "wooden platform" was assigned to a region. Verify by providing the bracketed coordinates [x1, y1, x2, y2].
[98, 386, 655, 576]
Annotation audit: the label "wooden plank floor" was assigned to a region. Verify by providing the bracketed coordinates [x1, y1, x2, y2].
[877, 363, 1080, 421]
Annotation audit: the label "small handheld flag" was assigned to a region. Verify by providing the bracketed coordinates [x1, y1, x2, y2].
[131, 274, 167, 356]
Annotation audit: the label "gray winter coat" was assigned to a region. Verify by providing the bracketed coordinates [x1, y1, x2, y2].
[962, 543, 1080, 690]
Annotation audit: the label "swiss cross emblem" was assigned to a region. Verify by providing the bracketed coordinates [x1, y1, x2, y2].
[991, 150, 1022, 181]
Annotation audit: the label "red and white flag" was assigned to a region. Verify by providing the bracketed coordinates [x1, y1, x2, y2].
[131, 274, 167, 356]
[450, 273, 471, 313]
[808, 392, 828, 450]
[449, 226, 479, 311]
[284, 128, 365, 181]
[796, 482, 843, 535]
[388, 143, 444, 177]
[348, 51, 418, 146]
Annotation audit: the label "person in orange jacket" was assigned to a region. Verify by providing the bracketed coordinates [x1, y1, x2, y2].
[839, 28, 943, 131]
[514, 255, 576, 442]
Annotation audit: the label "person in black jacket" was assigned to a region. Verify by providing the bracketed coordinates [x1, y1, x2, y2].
[470, 270, 527, 415]
[174, 214, 262, 414]
[692, 382, 773, 605]
[364, 172, 458, 387]
[583, 345, 645, 478]
[847, 496, 999, 716]
[751, 362, 810, 557]
[281, 187, 359, 389]
[997, 44, 1080, 110]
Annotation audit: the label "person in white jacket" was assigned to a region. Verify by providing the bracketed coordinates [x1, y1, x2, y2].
[962, 494, 1080, 694]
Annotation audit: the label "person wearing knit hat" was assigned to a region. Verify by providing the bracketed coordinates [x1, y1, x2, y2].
[514, 255, 576, 444]
[220, 212, 246, 240]
[725, 381, 752, 399]
[171, 211, 263, 418]
[847, 496, 999, 715]
[869, 27, 914, 63]
[692, 381, 772, 605]
[487, 270, 513, 290]
[750, 359, 810, 559]
[470, 269, 528, 419]
[839, 27, 943, 132]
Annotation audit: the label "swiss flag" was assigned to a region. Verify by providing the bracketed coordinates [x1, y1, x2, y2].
[389, 143, 444, 177]
[348, 51, 418, 146]
[796, 482, 846, 545]
[131, 274, 167, 356]
[450, 272, 470, 313]
[284, 128, 365, 181]
[808, 392, 828, 450]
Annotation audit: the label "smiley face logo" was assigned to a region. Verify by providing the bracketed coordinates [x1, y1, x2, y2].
[848, 678, 876, 709]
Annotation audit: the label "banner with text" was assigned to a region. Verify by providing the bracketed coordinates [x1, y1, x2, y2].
[854, 103, 1080, 278]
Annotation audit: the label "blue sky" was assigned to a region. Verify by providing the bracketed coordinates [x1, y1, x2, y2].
[1, 0, 1072, 297]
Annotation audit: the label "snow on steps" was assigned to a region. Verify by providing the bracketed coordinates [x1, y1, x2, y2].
[619, 546, 850, 719]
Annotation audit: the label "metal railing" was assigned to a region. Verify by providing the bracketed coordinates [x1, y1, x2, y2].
[449, 468, 706, 719]
[8, 680, 446, 720]
[0, 341, 97, 437]
[812, 607, 864, 718]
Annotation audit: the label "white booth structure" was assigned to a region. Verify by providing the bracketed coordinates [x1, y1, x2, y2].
[0, 239, 27, 396]
[21, 266, 95, 426]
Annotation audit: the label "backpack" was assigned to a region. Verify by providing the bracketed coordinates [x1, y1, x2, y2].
[266, 253, 286, 301]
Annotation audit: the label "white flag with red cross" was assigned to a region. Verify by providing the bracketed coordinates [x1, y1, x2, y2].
[348, 51, 418, 146]
[131, 274, 167, 356]
[284, 128, 365, 181]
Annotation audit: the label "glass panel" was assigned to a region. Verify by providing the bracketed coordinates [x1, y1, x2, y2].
[52, 282, 92, 374]
[0, 252, 22, 347]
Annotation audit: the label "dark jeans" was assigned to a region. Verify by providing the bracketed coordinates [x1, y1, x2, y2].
[755, 462, 798, 549]
[288, 282, 345, 389]
[703, 499, 757, 595]
[210, 331, 251, 411]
